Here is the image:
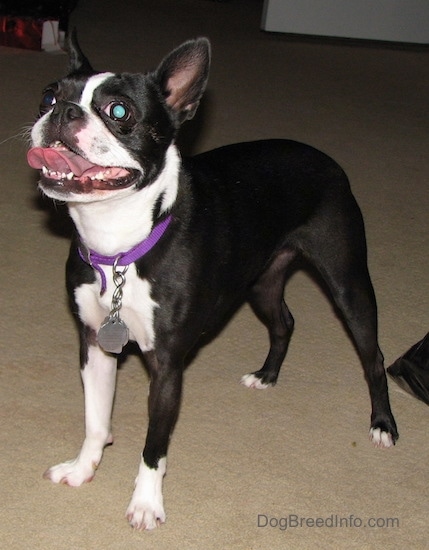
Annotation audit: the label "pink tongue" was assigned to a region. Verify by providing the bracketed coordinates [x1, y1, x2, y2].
[27, 147, 97, 177]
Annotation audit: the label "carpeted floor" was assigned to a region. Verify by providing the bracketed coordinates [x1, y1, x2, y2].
[1, 1, 428, 548]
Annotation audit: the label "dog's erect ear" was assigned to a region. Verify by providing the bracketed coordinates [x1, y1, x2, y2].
[66, 29, 94, 75]
[155, 38, 211, 123]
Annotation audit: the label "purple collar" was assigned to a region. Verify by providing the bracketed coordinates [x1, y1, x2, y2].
[78, 215, 172, 294]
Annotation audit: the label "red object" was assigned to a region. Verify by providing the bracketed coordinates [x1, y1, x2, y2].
[0, 16, 44, 50]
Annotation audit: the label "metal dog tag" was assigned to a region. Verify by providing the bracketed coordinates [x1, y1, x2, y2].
[98, 316, 129, 354]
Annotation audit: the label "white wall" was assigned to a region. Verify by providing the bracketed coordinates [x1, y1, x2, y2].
[262, 0, 429, 44]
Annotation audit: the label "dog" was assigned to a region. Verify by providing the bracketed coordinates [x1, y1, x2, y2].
[27, 34, 398, 530]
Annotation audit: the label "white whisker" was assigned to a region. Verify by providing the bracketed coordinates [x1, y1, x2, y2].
[0, 124, 34, 146]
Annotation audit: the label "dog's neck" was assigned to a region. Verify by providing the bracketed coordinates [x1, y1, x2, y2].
[68, 145, 180, 255]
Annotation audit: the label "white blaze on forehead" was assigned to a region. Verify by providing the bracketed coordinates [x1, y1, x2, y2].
[74, 71, 141, 171]
[79, 72, 115, 109]
[30, 72, 116, 148]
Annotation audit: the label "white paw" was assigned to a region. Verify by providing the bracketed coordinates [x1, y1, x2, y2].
[43, 458, 97, 486]
[369, 427, 395, 449]
[126, 457, 166, 530]
[240, 373, 271, 390]
[126, 500, 166, 531]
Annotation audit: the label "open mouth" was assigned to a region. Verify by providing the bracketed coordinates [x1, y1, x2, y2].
[27, 141, 139, 193]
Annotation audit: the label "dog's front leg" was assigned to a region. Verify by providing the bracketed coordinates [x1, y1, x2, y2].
[126, 354, 182, 530]
[44, 343, 117, 486]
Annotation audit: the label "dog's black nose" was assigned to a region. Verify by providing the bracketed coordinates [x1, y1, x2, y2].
[52, 101, 85, 123]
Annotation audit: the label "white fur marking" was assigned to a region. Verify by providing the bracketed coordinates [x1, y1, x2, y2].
[75, 73, 141, 173]
[126, 457, 167, 530]
[240, 373, 271, 390]
[30, 112, 49, 147]
[369, 427, 394, 449]
[79, 72, 114, 108]
[68, 145, 180, 254]
[44, 345, 117, 485]
[75, 264, 157, 351]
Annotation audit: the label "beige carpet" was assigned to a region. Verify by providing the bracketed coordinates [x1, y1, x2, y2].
[1, 1, 428, 548]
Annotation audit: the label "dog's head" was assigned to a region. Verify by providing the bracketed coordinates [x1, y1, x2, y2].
[27, 33, 210, 202]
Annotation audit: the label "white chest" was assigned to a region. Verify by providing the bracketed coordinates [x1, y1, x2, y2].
[74, 263, 157, 352]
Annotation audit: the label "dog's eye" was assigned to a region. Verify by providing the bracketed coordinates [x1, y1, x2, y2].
[41, 90, 57, 108]
[105, 101, 131, 122]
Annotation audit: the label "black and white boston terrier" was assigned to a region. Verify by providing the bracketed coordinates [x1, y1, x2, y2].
[27, 34, 398, 530]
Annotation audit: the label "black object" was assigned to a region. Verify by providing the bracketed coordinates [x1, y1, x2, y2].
[388, 333, 429, 405]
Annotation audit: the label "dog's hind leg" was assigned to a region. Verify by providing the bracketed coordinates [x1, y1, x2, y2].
[43, 329, 117, 486]
[241, 248, 297, 389]
[297, 200, 398, 448]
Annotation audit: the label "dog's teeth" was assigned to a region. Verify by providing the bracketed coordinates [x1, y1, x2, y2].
[42, 166, 48, 175]
[66, 172, 74, 180]
[92, 171, 107, 181]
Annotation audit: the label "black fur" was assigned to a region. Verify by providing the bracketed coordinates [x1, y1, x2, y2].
[32, 35, 398, 529]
